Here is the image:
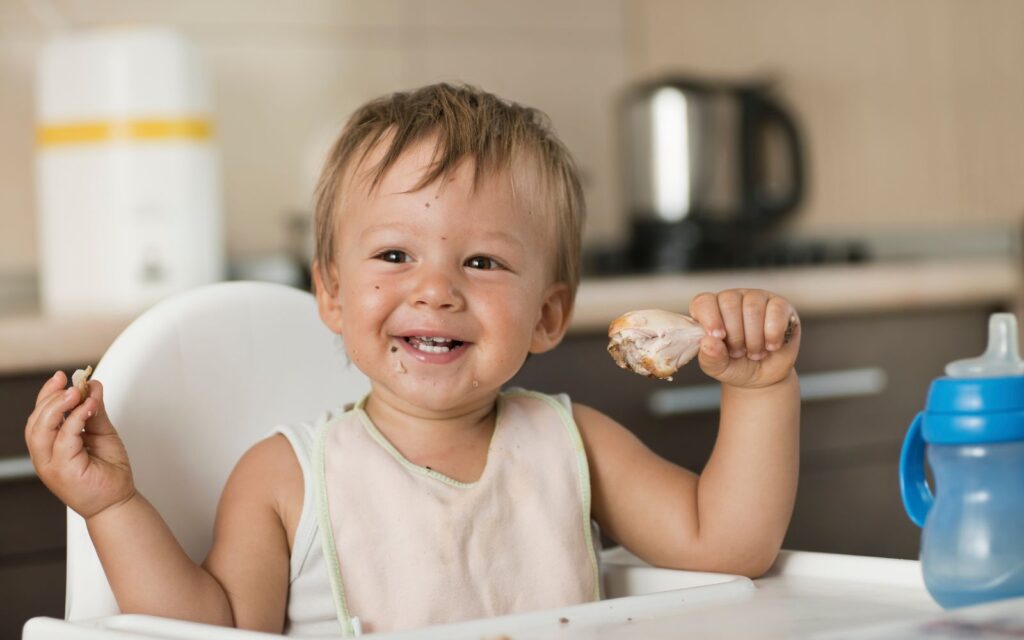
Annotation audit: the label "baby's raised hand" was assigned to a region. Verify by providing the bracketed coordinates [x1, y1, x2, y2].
[24, 370, 135, 519]
[689, 289, 800, 389]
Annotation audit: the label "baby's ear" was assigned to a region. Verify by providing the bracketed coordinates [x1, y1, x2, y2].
[530, 283, 573, 354]
[313, 261, 345, 335]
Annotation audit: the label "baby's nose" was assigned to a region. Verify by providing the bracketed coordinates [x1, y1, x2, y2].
[411, 268, 465, 311]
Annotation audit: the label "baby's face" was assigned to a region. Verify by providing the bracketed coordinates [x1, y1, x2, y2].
[317, 139, 568, 415]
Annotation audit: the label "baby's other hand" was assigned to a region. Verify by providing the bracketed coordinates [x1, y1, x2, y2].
[689, 289, 800, 389]
[24, 371, 136, 519]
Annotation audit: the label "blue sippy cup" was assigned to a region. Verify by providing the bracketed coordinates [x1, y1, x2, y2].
[900, 312, 1024, 609]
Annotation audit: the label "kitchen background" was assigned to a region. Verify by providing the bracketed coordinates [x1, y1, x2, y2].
[3, 0, 1024, 278]
[3, 0, 1024, 636]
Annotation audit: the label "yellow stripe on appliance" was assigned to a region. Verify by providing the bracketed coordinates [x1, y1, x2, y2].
[37, 118, 212, 146]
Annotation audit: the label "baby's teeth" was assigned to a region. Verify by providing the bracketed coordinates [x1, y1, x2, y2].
[406, 336, 456, 353]
[415, 342, 450, 353]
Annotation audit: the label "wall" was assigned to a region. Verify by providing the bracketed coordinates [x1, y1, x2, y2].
[0, 0, 628, 275]
[628, 0, 1024, 235]
[2, 1, 1024, 279]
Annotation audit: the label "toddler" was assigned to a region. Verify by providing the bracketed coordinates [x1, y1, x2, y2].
[24, 83, 801, 636]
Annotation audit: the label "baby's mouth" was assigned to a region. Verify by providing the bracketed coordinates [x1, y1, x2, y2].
[402, 336, 467, 354]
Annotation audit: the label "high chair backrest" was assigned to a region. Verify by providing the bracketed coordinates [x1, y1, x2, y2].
[65, 281, 370, 621]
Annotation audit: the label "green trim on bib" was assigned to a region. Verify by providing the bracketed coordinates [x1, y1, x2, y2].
[314, 410, 357, 636]
[353, 394, 505, 489]
[507, 389, 602, 602]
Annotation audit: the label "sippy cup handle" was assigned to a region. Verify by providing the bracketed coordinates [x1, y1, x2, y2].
[899, 412, 933, 527]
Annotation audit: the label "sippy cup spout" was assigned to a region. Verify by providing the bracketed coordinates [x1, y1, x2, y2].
[944, 313, 1024, 378]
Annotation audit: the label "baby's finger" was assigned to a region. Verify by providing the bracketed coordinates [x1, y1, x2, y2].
[742, 291, 769, 360]
[689, 292, 726, 339]
[52, 399, 92, 465]
[764, 297, 797, 351]
[80, 381, 115, 435]
[25, 407, 62, 469]
[716, 290, 746, 358]
[28, 386, 82, 441]
[697, 335, 730, 378]
[35, 370, 67, 407]
[25, 385, 78, 468]
[27, 372, 67, 433]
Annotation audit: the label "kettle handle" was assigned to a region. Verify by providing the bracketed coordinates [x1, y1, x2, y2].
[739, 91, 805, 226]
[899, 412, 933, 527]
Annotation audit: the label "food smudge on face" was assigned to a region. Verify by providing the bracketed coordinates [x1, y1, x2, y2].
[395, 359, 406, 374]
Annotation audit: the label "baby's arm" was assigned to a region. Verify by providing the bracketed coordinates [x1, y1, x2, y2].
[24, 371, 293, 630]
[88, 436, 296, 630]
[585, 289, 800, 577]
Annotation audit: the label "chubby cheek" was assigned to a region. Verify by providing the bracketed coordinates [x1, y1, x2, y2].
[339, 280, 389, 343]
[481, 293, 539, 357]
[345, 277, 389, 314]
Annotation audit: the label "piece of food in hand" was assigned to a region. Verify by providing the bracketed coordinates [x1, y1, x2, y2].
[71, 366, 93, 398]
[607, 310, 706, 381]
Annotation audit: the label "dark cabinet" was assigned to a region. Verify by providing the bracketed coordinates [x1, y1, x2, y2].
[510, 306, 998, 560]
[1, 370, 70, 637]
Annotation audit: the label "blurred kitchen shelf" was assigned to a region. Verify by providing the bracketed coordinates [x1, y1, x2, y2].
[850, 225, 1022, 262]
[570, 255, 1022, 331]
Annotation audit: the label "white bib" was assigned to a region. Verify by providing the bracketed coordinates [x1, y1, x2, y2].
[313, 389, 600, 635]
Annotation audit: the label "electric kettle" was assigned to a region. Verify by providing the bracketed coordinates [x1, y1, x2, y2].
[620, 76, 805, 271]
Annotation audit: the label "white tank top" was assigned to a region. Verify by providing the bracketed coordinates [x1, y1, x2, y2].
[274, 389, 599, 636]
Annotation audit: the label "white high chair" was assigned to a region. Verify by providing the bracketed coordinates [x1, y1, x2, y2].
[31, 283, 953, 640]
[64, 281, 370, 621]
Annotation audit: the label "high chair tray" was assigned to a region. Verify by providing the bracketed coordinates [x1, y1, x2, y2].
[24, 549, 956, 639]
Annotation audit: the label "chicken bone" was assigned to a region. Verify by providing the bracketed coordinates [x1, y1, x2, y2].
[607, 310, 706, 381]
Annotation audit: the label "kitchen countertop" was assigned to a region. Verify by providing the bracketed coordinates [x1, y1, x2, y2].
[1, 256, 1019, 375]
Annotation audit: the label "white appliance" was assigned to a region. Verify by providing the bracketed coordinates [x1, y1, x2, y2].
[35, 26, 224, 315]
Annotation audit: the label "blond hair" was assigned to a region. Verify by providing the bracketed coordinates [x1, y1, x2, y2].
[312, 83, 585, 298]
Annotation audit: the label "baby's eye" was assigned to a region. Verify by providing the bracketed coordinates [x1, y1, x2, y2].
[375, 249, 411, 263]
[465, 255, 503, 270]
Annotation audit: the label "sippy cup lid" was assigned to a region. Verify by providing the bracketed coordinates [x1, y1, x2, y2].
[944, 313, 1024, 378]
[923, 313, 1024, 444]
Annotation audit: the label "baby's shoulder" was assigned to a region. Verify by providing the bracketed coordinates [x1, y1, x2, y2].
[502, 389, 620, 434]
[568, 402, 637, 451]
[230, 434, 303, 496]
[245, 432, 301, 465]
[223, 434, 305, 534]
[569, 401, 613, 427]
